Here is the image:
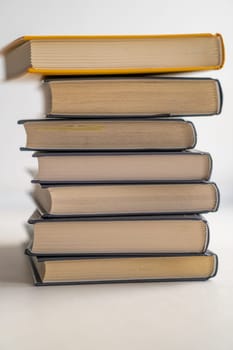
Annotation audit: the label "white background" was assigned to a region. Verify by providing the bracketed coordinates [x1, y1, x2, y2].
[0, 0, 233, 349]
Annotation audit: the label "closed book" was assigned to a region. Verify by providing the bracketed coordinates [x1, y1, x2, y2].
[33, 182, 219, 217]
[44, 77, 222, 117]
[27, 211, 209, 255]
[2, 34, 224, 78]
[32, 150, 211, 184]
[19, 119, 196, 151]
[27, 251, 218, 285]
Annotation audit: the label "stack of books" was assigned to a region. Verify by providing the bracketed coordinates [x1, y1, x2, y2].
[3, 33, 224, 285]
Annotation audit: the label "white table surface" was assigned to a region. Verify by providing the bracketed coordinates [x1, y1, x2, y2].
[1, 201, 233, 350]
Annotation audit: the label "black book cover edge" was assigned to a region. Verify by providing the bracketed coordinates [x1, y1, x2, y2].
[43, 76, 219, 82]
[32, 179, 212, 185]
[32, 149, 210, 157]
[42, 76, 223, 117]
[27, 249, 217, 262]
[26, 250, 218, 286]
[18, 116, 184, 124]
[21, 146, 197, 152]
[28, 210, 207, 223]
[34, 179, 217, 187]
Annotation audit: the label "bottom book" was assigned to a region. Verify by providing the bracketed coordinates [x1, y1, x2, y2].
[26, 251, 218, 286]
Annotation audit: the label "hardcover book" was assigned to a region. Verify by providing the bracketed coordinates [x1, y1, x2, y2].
[32, 151, 212, 183]
[33, 182, 219, 217]
[44, 77, 222, 117]
[27, 211, 210, 255]
[19, 118, 196, 151]
[27, 251, 218, 285]
[2, 33, 224, 78]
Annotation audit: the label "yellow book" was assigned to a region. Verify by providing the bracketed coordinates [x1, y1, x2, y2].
[2, 33, 224, 78]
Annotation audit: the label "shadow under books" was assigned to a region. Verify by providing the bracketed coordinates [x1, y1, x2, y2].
[0, 243, 31, 285]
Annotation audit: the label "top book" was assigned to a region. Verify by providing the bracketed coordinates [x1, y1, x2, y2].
[2, 34, 224, 78]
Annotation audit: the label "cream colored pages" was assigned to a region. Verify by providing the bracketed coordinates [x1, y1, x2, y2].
[37, 153, 211, 181]
[34, 183, 218, 215]
[37, 255, 216, 282]
[24, 120, 195, 150]
[30, 36, 222, 69]
[48, 78, 220, 116]
[32, 219, 207, 253]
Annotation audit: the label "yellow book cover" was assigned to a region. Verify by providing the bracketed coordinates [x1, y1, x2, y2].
[2, 33, 225, 77]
